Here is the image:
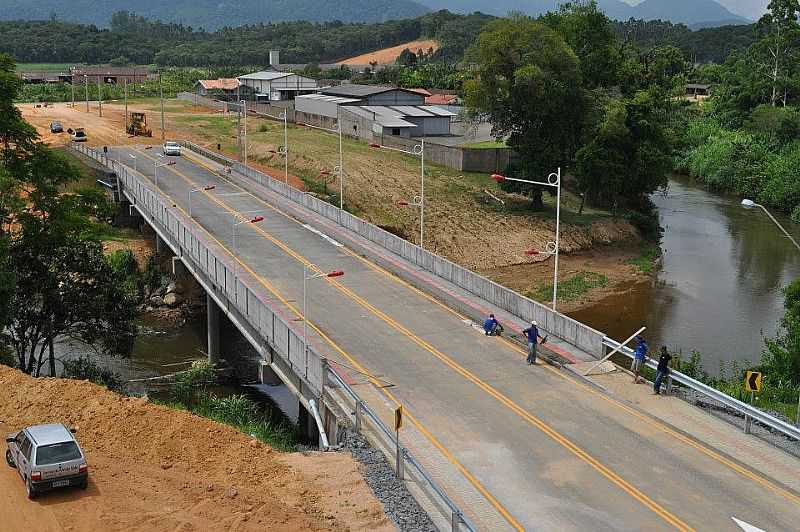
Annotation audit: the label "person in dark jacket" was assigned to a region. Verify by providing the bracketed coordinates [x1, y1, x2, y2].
[631, 336, 648, 384]
[523, 321, 540, 365]
[653, 346, 672, 395]
[483, 314, 500, 336]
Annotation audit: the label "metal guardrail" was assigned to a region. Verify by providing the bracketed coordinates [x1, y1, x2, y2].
[603, 338, 800, 441]
[326, 364, 476, 532]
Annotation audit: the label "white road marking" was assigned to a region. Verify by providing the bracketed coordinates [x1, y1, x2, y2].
[302, 224, 343, 247]
[732, 517, 766, 532]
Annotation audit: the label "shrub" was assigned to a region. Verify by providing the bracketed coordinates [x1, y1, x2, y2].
[61, 356, 123, 391]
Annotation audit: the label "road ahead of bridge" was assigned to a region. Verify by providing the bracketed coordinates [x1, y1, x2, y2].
[110, 145, 800, 531]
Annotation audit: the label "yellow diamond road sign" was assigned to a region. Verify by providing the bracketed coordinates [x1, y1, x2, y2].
[745, 371, 763, 393]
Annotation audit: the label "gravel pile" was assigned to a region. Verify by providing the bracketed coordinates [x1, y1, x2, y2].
[340, 430, 436, 532]
[674, 387, 800, 458]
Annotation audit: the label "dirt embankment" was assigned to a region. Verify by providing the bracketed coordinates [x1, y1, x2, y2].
[337, 40, 440, 65]
[0, 366, 393, 532]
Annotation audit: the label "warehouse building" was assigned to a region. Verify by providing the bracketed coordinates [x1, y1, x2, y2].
[237, 71, 319, 102]
[318, 85, 426, 106]
[194, 78, 240, 100]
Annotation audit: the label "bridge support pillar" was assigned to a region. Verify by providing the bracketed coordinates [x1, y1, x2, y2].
[155, 234, 164, 254]
[298, 403, 320, 445]
[207, 293, 221, 366]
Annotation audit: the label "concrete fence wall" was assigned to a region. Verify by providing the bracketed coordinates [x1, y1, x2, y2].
[183, 141, 606, 357]
[72, 144, 325, 395]
[378, 135, 510, 173]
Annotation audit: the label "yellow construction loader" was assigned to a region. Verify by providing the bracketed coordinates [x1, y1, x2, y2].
[127, 112, 153, 137]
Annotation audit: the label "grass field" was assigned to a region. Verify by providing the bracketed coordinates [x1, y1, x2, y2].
[464, 140, 507, 149]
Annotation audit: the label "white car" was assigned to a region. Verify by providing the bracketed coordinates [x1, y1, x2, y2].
[163, 141, 182, 156]
[6, 423, 89, 499]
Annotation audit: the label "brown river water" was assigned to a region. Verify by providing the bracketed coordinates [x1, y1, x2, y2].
[570, 176, 800, 375]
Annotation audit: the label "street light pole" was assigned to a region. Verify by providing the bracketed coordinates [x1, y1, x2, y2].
[84, 75, 88, 112]
[189, 185, 216, 217]
[159, 71, 165, 142]
[741, 199, 800, 253]
[128, 154, 137, 173]
[240, 99, 248, 165]
[232, 214, 265, 275]
[154, 158, 175, 190]
[494, 168, 562, 311]
[97, 75, 102, 117]
[283, 111, 289, 183]
[124, 79, 128, 134]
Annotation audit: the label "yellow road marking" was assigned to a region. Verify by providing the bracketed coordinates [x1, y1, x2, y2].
[181, 152, 800, 508]
[136, 148, 694, 531]
[130, 148, 524, 531]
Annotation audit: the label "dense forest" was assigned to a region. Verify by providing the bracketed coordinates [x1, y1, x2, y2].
[0, 10, 493, 66]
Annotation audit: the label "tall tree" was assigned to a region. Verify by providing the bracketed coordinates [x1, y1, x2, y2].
[756, 0, 800, 106]
[464, 15, 586, 208]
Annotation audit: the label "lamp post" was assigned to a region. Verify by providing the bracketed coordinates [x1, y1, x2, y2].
[128, 153, 137, 173]
[493, 168, 562, 311]
[371, 140, 425, 248]
[741, 198, 800, 426]
[741, 199, 800, 253]
[261, 109, 290, 183]
[233, 214, 265, 275]
[303, 265, 344, 353]
[240, 99, 248, 165]
[154, 158, 176, 190]
[189, 185, 216, 217]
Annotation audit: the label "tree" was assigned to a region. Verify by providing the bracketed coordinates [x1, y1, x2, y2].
[541, 1, 622, 89]
[0, 53, 138, 375]
[575, 90, 672, 210]
[397, 48, 418, 67]
[755, 0, 800, 106]
[465, 16, 586, 208]
[763, 278, 800, 385]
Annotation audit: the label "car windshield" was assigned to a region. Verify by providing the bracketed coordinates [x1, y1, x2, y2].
[35, 441, 81, 465]
[166, 142, 179, 148]
[75, 131, 85, 137]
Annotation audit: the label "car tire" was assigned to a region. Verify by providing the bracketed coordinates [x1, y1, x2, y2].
[79, 478, 88, 490]
[26, 478, 37, 500]
[5, 449, 14, 468]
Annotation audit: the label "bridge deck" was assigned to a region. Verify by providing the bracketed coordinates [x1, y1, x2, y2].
[111, 145, 800, 531]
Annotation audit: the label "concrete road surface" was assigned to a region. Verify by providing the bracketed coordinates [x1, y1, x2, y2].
[109, 145, 800, 531]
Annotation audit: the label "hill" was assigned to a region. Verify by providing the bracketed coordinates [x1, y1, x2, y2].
[417, 0, 750, 27]
[0, 0, 431, 29]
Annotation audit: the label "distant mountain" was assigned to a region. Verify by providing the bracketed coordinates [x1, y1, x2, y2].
[417, 0, 751, 27]
[0, 0, 432, 29]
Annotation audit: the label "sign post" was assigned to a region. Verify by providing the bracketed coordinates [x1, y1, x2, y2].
[744, 371, 762, 434]
[394, 405, 403, 480]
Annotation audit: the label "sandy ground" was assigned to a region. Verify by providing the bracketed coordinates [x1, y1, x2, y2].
[0, 366, 393, 532]
[337, 40, 440, 65]
[20, 101, 649, 310]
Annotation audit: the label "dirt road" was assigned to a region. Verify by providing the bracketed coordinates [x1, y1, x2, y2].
[338, 40, 440, 65]
[0, 366, 393, 532]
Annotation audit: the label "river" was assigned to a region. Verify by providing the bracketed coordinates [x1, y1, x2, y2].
[570, 176, 800, 375]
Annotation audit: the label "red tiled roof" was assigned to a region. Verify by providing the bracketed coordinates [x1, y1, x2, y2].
[198, 79, 239, 90]
[408, 87, 432, 97]
[426, 94, 458, 105]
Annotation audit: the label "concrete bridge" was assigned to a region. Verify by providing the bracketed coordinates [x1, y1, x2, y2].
[75, 143, 800, 532]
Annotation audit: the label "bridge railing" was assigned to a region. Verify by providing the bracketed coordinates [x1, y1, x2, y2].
[73, 144, 325, 396]
[182, 141, 607, 358]
[604, 338, 800, 441]
[326, 363, 477, 532]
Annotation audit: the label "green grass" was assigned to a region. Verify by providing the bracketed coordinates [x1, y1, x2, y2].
[463, 140, 508, 149]
[530, 272, 609, 303]
[626, 245, 661, 274]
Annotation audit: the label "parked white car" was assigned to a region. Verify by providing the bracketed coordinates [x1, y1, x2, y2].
[163, 141, 182, 156]
[6, 423, 88, 499]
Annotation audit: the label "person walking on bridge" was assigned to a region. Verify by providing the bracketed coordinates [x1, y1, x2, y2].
[631, 336, 648, 384]
[653, 346, 673, 395]
[523, 321, 541, 365]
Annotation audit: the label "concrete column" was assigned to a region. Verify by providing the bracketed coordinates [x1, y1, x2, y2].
[207, 293, 221, 366]
[259, 362, 282, 386]
[298, 401, 320, 445]
[155, 234, 163, 254]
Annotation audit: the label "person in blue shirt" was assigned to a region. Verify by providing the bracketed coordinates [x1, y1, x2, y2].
[523, 321, 541, 365]
[631, 336, 648, 384]
[483, 314, 502, 336]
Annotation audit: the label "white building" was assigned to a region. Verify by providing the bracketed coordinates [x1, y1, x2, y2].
[237, 71, 319, 102]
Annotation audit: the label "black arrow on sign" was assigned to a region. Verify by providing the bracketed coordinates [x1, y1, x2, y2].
[748, 372, 760, 390]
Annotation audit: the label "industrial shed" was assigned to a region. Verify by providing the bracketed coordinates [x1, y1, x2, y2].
[237, 71, 319, 102]
[319, 85, 425, 106]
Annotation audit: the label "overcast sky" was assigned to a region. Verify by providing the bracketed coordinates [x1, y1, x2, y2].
[623, 0, 769, 21]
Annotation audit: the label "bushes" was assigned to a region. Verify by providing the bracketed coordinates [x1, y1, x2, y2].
[61, 356, 123, 392]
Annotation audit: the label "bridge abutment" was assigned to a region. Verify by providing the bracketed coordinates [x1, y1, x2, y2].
[206, 293, 221, 366]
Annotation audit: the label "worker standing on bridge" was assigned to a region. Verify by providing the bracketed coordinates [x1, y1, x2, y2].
[631, 336, 648, 384]
[653, 346, 673, 395]
[523, 321, 540, 365]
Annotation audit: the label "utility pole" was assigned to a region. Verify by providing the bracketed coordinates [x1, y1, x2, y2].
[84, 75, 89, 112]
[97, 75, 102, 117]
[159, 72, 165, 141]
[124, 79, 128, 133]
[70, 75, 75, 108]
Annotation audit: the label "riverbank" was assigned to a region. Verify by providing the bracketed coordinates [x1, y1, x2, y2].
[0, 365, 393, 531]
